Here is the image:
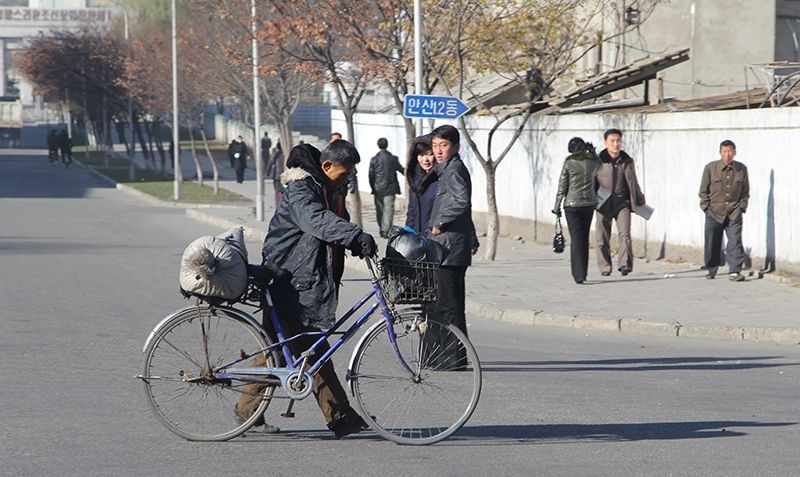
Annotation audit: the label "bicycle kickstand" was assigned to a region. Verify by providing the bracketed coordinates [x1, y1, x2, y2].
[282, 400, 296, 418]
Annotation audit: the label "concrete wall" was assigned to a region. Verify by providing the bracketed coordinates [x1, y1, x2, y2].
[333, 107, 800, 273]
[592, 1, 778, 101]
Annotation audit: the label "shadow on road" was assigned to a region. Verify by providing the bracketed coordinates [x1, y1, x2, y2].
[481, 356, 798, 372]
[451, 420, 797, 443]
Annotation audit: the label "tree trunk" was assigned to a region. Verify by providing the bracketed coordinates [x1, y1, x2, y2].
[199, 127, 219, 195]
[133, 114, 149, 162]
[342, 109, 363, 228]
[188, 126, 203, 186]
[278, 117, 293, 154]
[116, 120, 129, 155]
[483, 163, 499, 261]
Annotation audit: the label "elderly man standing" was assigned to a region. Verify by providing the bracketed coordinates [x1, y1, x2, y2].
[699, 139, 750, 281]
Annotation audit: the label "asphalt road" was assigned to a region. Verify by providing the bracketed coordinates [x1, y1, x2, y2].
[2, 152, 799, 477]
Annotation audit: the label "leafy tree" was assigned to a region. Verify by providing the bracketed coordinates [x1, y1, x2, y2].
[15, 29, 128, 152]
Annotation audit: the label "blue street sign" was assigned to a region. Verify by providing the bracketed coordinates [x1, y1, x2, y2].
[403, 94, 469, 119]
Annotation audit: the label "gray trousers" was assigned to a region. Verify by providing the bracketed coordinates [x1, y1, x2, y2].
[374, 194, 396, 236]
[595, 206, 633, 273]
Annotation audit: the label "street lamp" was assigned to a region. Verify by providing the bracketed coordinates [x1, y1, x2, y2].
[414, 0, 423, 136]
[171, 0, 180, 200]
[252, 0, 264, 221]
[120, 6, 136, 182]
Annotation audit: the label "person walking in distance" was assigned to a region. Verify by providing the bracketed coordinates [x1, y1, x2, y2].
[268, 141, 285, 207]
[594, 128, 646, 276]
[699, 139, 750, 281]
[368, 137, 404, 238]
[553, 137, 600, 284]
[228, 135, 249, 184]
[260, 132, 272, 173]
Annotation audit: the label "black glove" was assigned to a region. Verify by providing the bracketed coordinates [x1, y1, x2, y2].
[552, 208, 562, 218]
[349, 232, 377, 258]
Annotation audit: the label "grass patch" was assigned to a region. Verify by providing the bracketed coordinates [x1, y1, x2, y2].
[127, 180, 250, 204]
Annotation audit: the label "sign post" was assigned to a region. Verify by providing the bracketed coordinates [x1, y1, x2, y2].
[403, 94, 469, 120]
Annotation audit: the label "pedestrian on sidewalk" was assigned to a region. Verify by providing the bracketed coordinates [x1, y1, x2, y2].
[228, 135, 249, 183]
[260, 132, 272, 173]
[699, 139, 750, 281]
[553, 137, 600, 284]
[428, 125, 475, 365]
[235, 140, 376, 437]
[368, 137, 404, 238]
[594, 128, 646, 276]
[270, 141, 285, 206]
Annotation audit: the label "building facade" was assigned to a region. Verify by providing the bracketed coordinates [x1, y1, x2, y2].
[0, 0, 115, 105]
[587, 0, 800, 101]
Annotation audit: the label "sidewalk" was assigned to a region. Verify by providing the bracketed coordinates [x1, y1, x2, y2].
[118, 150, 800, 346]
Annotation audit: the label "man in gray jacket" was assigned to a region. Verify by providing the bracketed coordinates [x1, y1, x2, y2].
[429, 125, 474, 363]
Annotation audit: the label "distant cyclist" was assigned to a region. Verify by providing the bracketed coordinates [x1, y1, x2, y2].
[58, 129, 73, 167]
[47, 130, 59, 164]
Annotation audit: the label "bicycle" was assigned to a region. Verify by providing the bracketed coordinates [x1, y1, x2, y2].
[137, 254, 482, 445]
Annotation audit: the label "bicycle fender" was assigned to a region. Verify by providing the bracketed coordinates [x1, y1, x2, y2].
[345, 320, 385, 394]
[141, 305, 265, 354]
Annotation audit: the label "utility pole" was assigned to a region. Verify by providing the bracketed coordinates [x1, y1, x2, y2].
[122, 7, 135, 182]
[171, 0, 180, 200]
[414, 0, 423, 136]
[252, 0, 264, 221]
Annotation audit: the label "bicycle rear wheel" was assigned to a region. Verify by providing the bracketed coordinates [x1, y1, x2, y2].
[349, 312, 481, 445]
[142, 306, 278, 441]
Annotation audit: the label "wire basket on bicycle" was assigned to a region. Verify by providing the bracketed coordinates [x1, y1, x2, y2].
[379, 257, 439, 304]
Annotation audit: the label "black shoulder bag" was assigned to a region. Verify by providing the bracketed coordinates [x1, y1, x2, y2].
[552, 217, 565, 254]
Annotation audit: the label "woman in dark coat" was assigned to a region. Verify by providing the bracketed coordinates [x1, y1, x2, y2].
[405, 135, 438, 233]
[552, 137, 600, 284]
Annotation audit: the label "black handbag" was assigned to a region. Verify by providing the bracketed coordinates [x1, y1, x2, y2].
[552, 217, 565, 254]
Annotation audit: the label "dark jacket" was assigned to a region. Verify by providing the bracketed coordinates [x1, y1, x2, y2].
[405, 164, 439, 234]
[596, 149, 645, 216]
[262, 144, 360, 328]
[369, 150, 404, 196]
[699, 159, 749, 223]
[554, 150, 599, 210]
[269, 149, 285, 192]
[429, 153, 473, 266]
[228, 141, 248, 170]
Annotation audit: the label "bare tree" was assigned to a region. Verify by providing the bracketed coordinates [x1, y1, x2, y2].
[435, 0, 610, 260]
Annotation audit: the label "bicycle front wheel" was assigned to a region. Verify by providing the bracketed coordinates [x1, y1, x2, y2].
[142, 306, 278, 441]
[349, 312, 481, 445]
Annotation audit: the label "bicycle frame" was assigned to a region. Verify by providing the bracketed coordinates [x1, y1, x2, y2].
[217, 256, 417, 397]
